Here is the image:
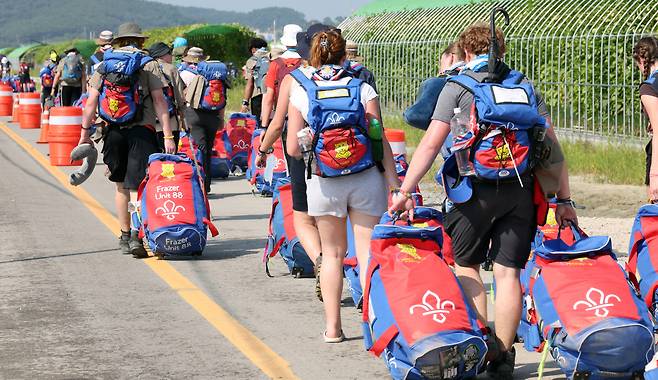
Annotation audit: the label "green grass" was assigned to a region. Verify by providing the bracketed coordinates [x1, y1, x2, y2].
[381, 113, 646, 186]
[561, 140, 645, 185]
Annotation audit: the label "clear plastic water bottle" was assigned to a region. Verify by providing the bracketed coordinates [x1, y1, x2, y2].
[450, 108, 476, 176]
[264, 155, 276, 184]
[297, 127, 314, 167]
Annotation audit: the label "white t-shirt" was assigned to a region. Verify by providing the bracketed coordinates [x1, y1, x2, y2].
[289, 67, 379, 122]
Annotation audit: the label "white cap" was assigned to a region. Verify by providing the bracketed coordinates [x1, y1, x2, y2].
[454, 107, 461, 114]
[280, 24, 303, 47]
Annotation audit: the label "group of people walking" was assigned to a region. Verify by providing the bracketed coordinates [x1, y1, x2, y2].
[56, 16, 658, 379]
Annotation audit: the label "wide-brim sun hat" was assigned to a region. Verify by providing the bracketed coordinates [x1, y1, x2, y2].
[280, 24, 303, 47]
[182, 47, 208, 63]
[95, 30, 114, 46]
[440, 155, 473, 204]
[113, 22, 147, 40]
[346, 39, 364, 62]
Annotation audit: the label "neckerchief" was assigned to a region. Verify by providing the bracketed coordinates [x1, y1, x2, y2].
[312, 64, 346, 81]
[464, 54, 489, 73]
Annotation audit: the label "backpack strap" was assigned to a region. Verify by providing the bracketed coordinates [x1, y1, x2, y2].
[447, 71, 481, 93]
[289, 69, 317, 92]
[90, 54, 101, 65]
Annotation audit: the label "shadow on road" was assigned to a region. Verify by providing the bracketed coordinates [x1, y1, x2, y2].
[0, 248, 117, 264]
[212, 214, 269, 222]
[195, 237, 265, 260]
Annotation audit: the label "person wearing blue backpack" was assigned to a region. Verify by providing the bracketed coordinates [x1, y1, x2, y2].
[182, 49, 229, 194]
[51, 47, 86, 106]
[287, 30, 400, 343]
[88, 30, 114, 76]
[390, 21, 578, 379]
[39, 50, 59, 108]
[77, 22, 176, 258]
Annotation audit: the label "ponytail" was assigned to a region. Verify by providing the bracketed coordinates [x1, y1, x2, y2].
[310, 30, 346, 68]
[634, 37, 658, 80]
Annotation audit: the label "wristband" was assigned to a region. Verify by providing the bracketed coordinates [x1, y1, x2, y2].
[81, 125, 91, 130]
[163, 135, 174, 140]
[556, 198, 575, 207]
[259, 146, 274, 155]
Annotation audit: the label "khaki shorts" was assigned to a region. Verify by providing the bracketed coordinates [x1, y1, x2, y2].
[306, 167, 388, 218]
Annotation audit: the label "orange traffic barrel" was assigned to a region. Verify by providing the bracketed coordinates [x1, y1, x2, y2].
[11, 93, 20, 123]
[48, 107, 83, 166]
[385, 128, 407, 156]
[37, 109, 50, 144]
[0, 84, 12, 116]
[19, 93, 42, 129]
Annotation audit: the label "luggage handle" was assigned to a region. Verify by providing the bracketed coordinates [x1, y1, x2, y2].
[557, 223, 587, 242]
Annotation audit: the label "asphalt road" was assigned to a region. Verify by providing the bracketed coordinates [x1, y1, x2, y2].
[0, 118, 563, 379]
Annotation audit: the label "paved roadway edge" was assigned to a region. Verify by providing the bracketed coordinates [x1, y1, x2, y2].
[0, 123, 299, 380]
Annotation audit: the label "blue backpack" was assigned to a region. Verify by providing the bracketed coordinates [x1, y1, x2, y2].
[196, 61, 227, 111]
[61, 53, 83, 83]
[290, 69, 374, 178]
[404, 76, 449, 131]
[97, 50, 152, 125]
[363, 210, 488, 379]
[263, 177, 314, 278]
[137, 153, 218, 258]
[518, 232, 654, 379]
[447, 69, 547, 183]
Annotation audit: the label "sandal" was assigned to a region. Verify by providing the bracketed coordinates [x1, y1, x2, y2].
[323, 330, 345, 343]
[315, 255, 323, 302]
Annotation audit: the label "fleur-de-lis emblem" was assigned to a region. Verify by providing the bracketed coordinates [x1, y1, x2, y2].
[114, 61, 126, 73]
[234, 140, 249, 150]
[572, 287, 620, 318]
[273, 158, 285, 170]
[328, 112, 345, 125]
[409, 290, 455, 324]
[155, 200, 186, 221]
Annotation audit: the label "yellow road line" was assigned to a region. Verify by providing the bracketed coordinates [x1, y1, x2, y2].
[0, 122, 299, 380]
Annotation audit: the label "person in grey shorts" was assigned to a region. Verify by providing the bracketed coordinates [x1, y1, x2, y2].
[286, 30, 400, 343]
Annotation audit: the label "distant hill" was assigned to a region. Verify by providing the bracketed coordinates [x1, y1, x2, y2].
[0, 0, 311, 46]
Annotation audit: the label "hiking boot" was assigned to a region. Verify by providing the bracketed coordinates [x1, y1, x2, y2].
[486, 347, 515, 380]
[119, 231, 131, 255]
[129, 231, 148, 259]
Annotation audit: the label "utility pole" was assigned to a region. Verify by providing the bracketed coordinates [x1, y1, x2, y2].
[273, 20, 276, 44]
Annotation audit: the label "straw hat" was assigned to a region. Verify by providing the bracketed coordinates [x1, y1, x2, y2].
[182, 47, 208, 63]
[95, 30, 114, 46]
[280, 24, 303, 47]
[346, 40, 363, 62]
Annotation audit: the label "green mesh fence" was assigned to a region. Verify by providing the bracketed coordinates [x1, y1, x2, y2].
[340, 0, 658, 141]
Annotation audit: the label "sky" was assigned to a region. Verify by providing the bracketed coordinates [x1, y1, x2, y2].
[153, 0, 372, 19]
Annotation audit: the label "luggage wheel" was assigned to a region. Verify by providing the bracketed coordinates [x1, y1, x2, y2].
[573, 372, 591, 380]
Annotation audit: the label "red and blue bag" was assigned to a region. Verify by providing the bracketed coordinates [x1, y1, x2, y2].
[628, 204, 658, 320]
[137, 153, 218, 257]
[225, 113, 256, 172]
[263, 177, 314, 278]
[196, 61, 227, 111]
[97, 49, 152, 125]
[290, 69, 374, 178]
[363, 210, 488, 379]
[211, 130, 231, 179]
[246, 128, 287, 196]
[518, 229, 654, 379]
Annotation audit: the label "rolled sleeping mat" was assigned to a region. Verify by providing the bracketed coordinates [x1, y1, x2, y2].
[69, 143, 98, 186]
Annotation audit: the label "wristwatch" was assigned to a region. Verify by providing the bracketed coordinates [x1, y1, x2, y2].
[258, 146, 274, 155]
[242, 99, 249, 106]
